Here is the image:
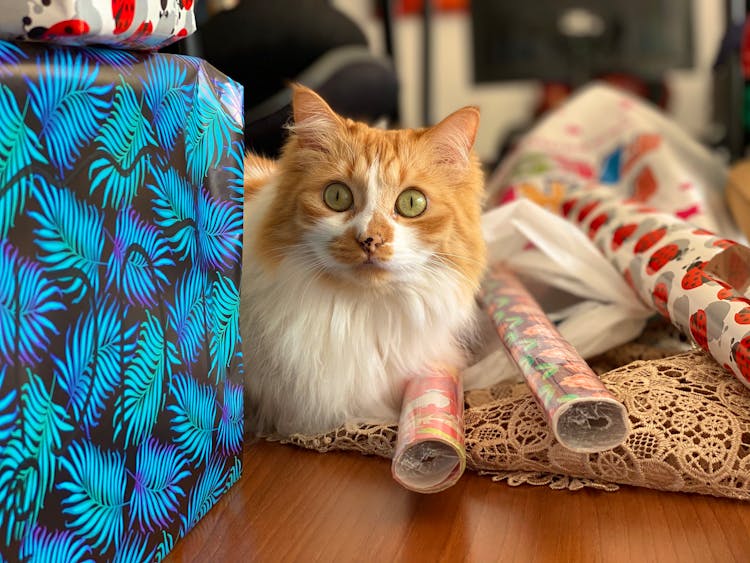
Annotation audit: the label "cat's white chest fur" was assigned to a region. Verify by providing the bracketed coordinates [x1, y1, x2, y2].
[240, 186, 474, 435]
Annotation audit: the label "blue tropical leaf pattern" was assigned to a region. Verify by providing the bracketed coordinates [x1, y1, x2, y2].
[167, 269, 206, 365]
[208, 273, 240, 383]
[185, 74, 241, 184]
[53, 298, 136, 431]
[0, 367, 16, 448]
[152, 531, 175, 563]
[111, 532, 153, 563]
[168, 374, 217, 465]
[130, 438, 190, 533]
[89, 78, 157, 209]
[0, 241, 64, 365]
[179, 455, 226, 535]
[225, 140, 245, 202]
[107, 206, 174, 307]
[217, 380, 243, 455]
[57, 440, 126, 552]
[197, 186, 243, 271]
[225, 455, 243, 494]
[142, 57, 191, 153]
[81, 47, 137, 72]
[0, 172, 39, 246]
[30, 177, 104, 302]
[0, 41, 244, 561]
[0, 83, 47, 184]
[115, 311, 178, 448]
[26, 50, 112, 177]
[0, 83, 47, 239]
[0, 41, 26, 71]
[19, 525, 94, 563]
[148, 165, 197, 261]
[0, 369, 73, 544]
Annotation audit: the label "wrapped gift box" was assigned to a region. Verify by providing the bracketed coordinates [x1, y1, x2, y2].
[0, 39, 244, 561]
[0, 0, 195, 50]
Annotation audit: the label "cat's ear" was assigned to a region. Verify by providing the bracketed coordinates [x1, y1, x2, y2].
[290, 84, 342, 150]
[425, 106, 480, 166]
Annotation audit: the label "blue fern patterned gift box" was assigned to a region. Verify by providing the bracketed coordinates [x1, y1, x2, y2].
[0, 40, 245, 562]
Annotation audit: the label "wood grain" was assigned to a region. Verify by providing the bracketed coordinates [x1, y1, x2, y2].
[166, 441, 750, 563]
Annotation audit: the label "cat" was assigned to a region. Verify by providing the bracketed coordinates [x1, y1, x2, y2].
[240, 84, 490, 437]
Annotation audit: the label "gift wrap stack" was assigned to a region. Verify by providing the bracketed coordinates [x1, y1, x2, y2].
[0, 2, 246, 561]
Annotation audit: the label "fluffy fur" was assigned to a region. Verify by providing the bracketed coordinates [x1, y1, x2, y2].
[241, 85, 487, 436]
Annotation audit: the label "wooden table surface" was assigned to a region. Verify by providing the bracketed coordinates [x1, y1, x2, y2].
[166, 440, 750, 563]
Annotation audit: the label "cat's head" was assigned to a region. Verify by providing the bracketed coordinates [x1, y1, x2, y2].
[256, 84, 486, 298]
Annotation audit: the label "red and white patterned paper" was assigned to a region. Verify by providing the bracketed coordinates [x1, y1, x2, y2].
[488, 82, 750, 387]
[561, 187, 750, 387]
[0, 0, 195, 50]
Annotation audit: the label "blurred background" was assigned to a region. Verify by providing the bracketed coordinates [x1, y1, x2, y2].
[192, 1, 747, 167]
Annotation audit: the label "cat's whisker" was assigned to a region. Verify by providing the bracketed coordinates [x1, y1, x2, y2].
[429, 256, 477, 288]
[264, 244, 312, 258]
[291, 257, 330, 281]
[417, 262, 453, 285]
[299, 271, 325, 299]
[262, 244, 327, 268]
[257, 246, 292, 262]
[432, 251, 486, 267]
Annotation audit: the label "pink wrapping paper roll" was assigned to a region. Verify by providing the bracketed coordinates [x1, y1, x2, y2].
[392, 369, 465, 493]
[479, 265, 631, 453]
[560, 186, 750, 386]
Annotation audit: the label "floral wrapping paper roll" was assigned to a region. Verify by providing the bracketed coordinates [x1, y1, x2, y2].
[392, 369, 466, 493]
[560, 186, 750, 387]
[479, 265, 631, 453]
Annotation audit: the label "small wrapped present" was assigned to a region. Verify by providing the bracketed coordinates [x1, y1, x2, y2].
[0, 39, 244, 561]
[0, 0, 195, 50]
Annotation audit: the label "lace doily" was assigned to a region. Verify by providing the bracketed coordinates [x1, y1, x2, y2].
[285, 346, 750, 500]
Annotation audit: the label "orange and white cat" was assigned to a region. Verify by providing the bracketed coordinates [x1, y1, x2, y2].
[241, 85, 488, 436]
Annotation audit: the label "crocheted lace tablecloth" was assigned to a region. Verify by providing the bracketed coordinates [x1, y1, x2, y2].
[284, 344, 750, 500]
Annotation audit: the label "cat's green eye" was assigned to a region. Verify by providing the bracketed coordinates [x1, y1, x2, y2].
[323, 182, 353, 212]
[395, 188, 427, 218]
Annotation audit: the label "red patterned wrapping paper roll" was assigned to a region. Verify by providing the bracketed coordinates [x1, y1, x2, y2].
[561, 186, 750, 387]
[479, 265, 631, 453]
[392, 369, 466, 493]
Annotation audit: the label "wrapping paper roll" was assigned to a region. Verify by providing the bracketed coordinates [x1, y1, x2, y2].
[486, 84, 750, 391]
[560, 186, 750, 387]
[479, 265, 631, 453]
[392, 369, 466, 493]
